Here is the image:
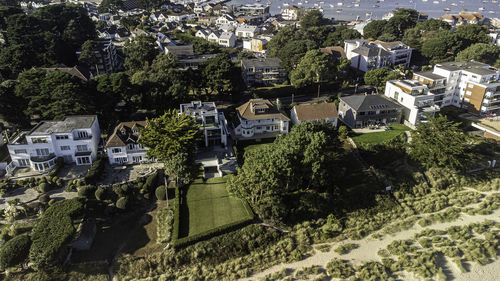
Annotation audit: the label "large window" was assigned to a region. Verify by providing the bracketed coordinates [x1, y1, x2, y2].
[32, 138, 48, 143]
[77, 157, 91, 165]
[77, 131, 89, 139]
[56, 135, 69, 140]
[14, 149, 27, 154]
[112, 148, 122, 153]
[17, 159, 29, 166]
[36, 148, 49, 156]
[77, 145, 88, 152]
[60, 146, 70, 151]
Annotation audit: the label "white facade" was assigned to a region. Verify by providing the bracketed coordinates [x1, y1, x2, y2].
[6, 116, 100, 174]
[207, 31, 236, 47]
[344, 39, 412, 72]
[281, 6, 299, 20]
[234, 99, 290, 140]
[236, 25, 259, 38]
[180, 101, 228, 147]
[106, 121, 150, 165]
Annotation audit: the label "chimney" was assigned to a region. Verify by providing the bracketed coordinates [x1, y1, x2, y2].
[276, 98, 280, 110]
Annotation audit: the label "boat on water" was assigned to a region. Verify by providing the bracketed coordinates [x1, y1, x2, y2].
[479, 7, 486, 11]
[337, 2, 343, 6]
[336, 8, 343, 13]
[329, 4, 334, 7]
[444, 8, 451, 11]
[373, 4, 380, 8]
[433, 1, 439, 4]
[422, 0, 428, 2]
[451, 3, 457, 6]
[489, 10, 495, 14]
[354, 3, 359, 7]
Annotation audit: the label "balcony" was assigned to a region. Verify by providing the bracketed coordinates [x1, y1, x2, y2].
[74, 134, 92, 140]
[30, 153, 56, 163]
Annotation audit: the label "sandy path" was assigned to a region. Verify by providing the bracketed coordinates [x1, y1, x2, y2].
[241, 190, 500, 281]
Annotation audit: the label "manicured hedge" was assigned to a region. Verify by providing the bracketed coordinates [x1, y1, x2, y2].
[172, 185, 181, 242]
[0, 234, 31, 270]
[84, 156, 105, 184]
[48, 157, 64, 177]
[28, 198, 83, 269]
[143, 171, 159, 194]
[155, 185, 166, 200]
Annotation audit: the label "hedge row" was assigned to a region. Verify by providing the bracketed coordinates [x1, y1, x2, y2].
[172, 185, 181, 243]
[84, 156, 105, 184]
[171, 217, 254, 248]
[0, 234, 31, 270]
[48, 157, 64, 177]
[28, 198, 83, 269]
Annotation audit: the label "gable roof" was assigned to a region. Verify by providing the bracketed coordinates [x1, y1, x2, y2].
[106, 121, 147, 148]
[293, 103, 338, 121]
[320, 46, 347, 59]
[42, 65, 92, 82]
[237, 99, 290, 121]
[340, 95, 401, 112]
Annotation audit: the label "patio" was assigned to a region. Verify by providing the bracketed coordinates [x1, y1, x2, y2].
[100, 162, 163, 185]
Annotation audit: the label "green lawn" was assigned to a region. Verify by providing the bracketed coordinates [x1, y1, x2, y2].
[181, 176, 253, 238]
[352, 125, 410, 145]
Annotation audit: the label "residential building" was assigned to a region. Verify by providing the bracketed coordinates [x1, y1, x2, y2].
[241, 58, 287, 86]
[344, 39, 412, 72]
[105, 121, 149, 165]
[178, 54, 217, 70]
[75, 40, 122, 76]
[439, 11, 485, 26]
[384, 80, 441, 127]
[281, 6, 300, 21]
[236, 25, 259, 38]
[164, 44, 195, 57]
[243, 37, 267, 53]
[6, 116, 100, 174]
[338, 95, 402, 129]
[233, 99, 290, 140]
[218, 32, 236, 48]
[179, 101, 228, 147]
[42, 65, 92, 82]
[195, 28, 212, 40]
[290, 103, 338, 127]
[235, 3, 270, 17]
[216, 14, 235, 26]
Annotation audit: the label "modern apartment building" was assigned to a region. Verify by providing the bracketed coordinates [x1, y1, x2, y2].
[233, 99, 290, 140]
[76, 40, 122, 76]
[385, 61, 500, 124]
[180, 101, 229, 147]
[106, 121, 149, 165]
[6, 116, 100, 174]
[241, 58, 287, 86]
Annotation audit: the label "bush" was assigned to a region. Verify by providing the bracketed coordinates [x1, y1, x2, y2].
[39, 194, 50, 204]
[0, 234, 31, 270]
[95, 187, 106, 201]
[48, 157, 64, 177]
[113, 184, 125, 197]
[116, 197, 128, 210]
[29, 198, 83, 269]
[143, 171, 159, 194]
[78, 185, 96, 199]
[325, 258, 354, 278]
[84, 157, 105, 184]
[334, 243, 358, 255]
[155, 185, 166, 200]
[38, 183, 50, 193]
[156, 207, 174, 243]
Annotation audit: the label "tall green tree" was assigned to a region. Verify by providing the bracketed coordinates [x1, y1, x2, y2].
[201, 53, 236, 95]
[123, 34, 158, 73]
[364, 69, 403, 92]
[409, 115, 471, 171]
[300, 10, 329, 29]
[363, 20, 388, 39]
[290, 50, 331, 88]
[139, 110, 201, 161]
[163, 152, 195, 186]
[456, 43, 500, 67]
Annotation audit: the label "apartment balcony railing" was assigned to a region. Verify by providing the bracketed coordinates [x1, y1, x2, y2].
[30, 153, 56, 163]
[74, 134, 92, 140]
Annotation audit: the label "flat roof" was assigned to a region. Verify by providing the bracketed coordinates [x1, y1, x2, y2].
[414, 71, 446, 80]
[29, 116, 96, 136]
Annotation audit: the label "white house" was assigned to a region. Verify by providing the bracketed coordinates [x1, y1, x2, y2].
[384, 80, 441, 127]
[218, 32, 236, 47]
[291, 103, 338, 127]
[281, 6, 300, 20]
[195, 28, 212, 40]
[179, 101, 228, 147]
[236, 25, 259, 38]
[219, 23, 236, 33]
[344, 39, 412, 72]
[233, 99, 290, 140]
[6, 116, 100, 174]
[106, 121, 149, 165]
[216, 14, 235, 26]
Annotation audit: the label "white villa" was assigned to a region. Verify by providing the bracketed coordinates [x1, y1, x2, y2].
[344, 39, 412, 72]
[233, 99, 290, 140]
[6, 116, 100, 174]
[105, 121, 149, 165]
[180, 101, 228, 147]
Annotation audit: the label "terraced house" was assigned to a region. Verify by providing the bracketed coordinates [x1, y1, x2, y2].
[233, 99, 290, 140]
[6, 116, 100, 175]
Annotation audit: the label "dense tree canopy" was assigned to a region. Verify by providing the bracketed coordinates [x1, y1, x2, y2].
[200, 53, 236, 95]
[0, 4, 96, 78]
[227, 121, 343, 223]
[456, 43, 500, 67]
[139, 110, 201, 161]
[300, 10, 330, 29]
[409, 115, 471, 171]
[324, 26, 361, 46]
[364, 69, 404, 92]
[290, 50, 331, 88]
[123, 34, 158, 73]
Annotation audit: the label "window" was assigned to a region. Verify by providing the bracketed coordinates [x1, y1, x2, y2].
[18, 159, 29, 166]
[359, 112, 366, 116]
[14, 149, 27, 154]
[60, 146, 70, 151]
[36, 148, 49, 156]
[112, 148, 122, 153]
[77, 131, 89, 139]
[56, 135, 69, 140]
[77, 145, 88, 152]
[32, 138, 47, 143]
[77, 157, 91, 165]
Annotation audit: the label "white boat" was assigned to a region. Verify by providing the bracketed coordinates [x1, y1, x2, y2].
[433, 1, 439, 4]
[489, 10, 495, 14]
[283, 2, 289, 6]
[444, 8, 451, 11]
[373, 4, 380, 7]
[337, 8, 343, 12]
[479, 7, 486, 10]
[451, 3, 457, 6]
[337, 2, 343, 6]
[422, 0, 428, 2]
[329, 4, 334, 7]
[354, 3, 359, 7]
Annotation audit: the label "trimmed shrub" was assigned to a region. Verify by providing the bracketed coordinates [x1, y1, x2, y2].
[29, 198, 83, 269]
[48, 157, 64, 177]
[95, 187, 106, 201]
[325, 258, 354, 278]
[78, 185, 96, 199]
[143, 171, 159, 194]
[38, 194, 50, 204]
[0, 234, 31, 270]
[155, 185, 166, 200]
[156, 207, 174, 243]
[84, 157, 105, 184]
[38, 183, 50, 193]
[113, 184, 125, 197]
[116, 197, 128, 210]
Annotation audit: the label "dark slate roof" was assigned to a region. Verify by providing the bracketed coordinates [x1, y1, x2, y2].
[352, 45, 391, 57]
[241, 58, 282, 68]
[106, 121, 147, 148]
[340, 95, 401, 112]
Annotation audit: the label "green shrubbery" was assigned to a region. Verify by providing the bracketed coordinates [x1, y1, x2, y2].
[48, 157, 64, 177]
[155, 185, 166, 200]
[325, 258, 354, 278]
[78, 185, 97, 198]
[461, 238, 497, 265]
[116, 197, 129, 210]
[29, 198, 83, 269]
[0, 234, 31, 270]
[84, 157, 105, 184]
[417, 207, 461, 227]
[334, 243, 358, 255]
[356, 261, 393, 281]
[156, 207, 174, 243]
